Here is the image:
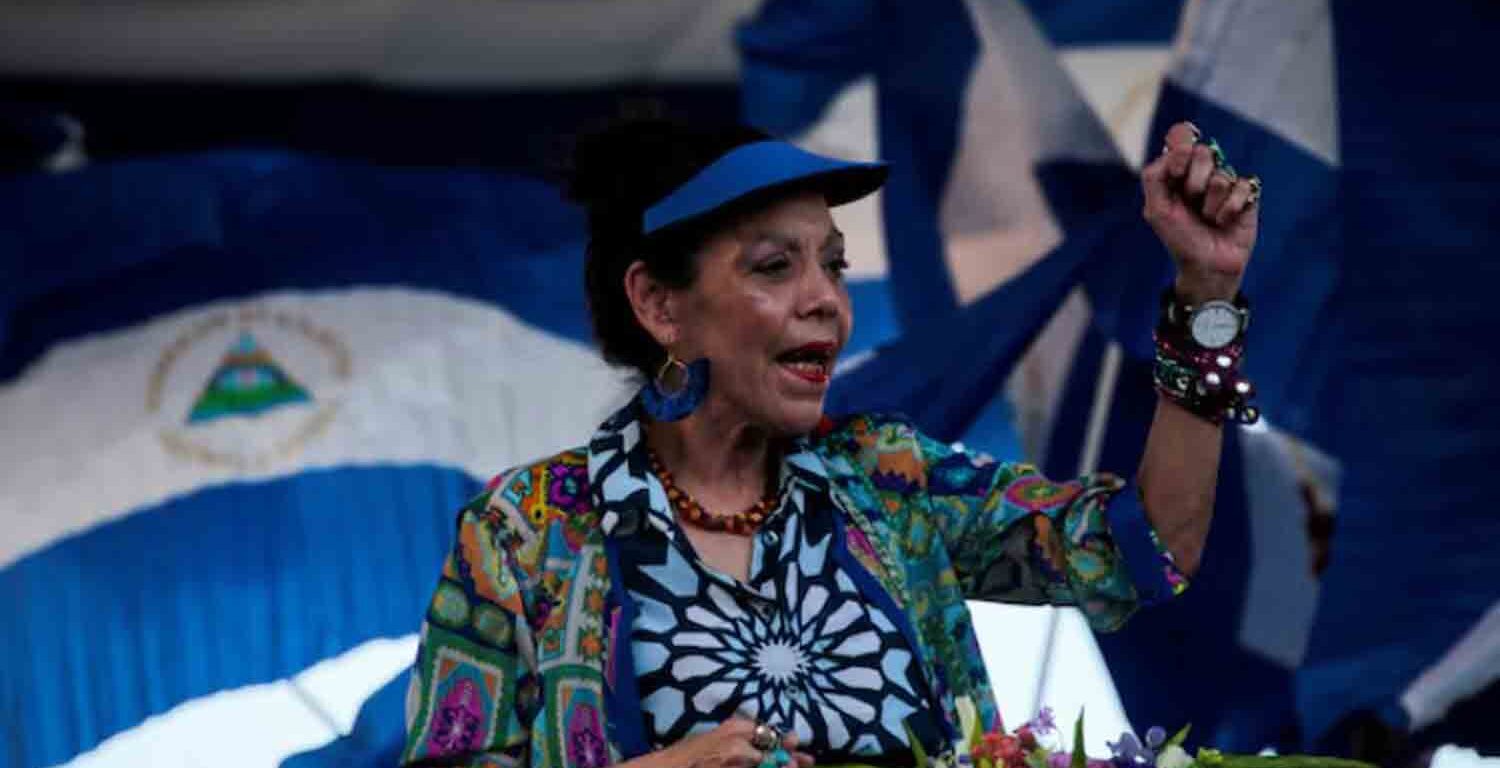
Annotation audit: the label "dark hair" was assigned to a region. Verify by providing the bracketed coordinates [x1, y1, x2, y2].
[565, 119, 771, 377]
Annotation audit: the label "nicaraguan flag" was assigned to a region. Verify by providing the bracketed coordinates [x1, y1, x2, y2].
[0, 151, 637, 767]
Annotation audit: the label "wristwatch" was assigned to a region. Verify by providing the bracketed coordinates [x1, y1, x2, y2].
[1161, 289, 1250, 350]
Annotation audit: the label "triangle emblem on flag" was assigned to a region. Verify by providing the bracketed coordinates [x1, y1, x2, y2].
[186, 330, 312, 424]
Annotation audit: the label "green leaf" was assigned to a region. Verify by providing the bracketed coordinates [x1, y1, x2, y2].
[906, 720, 929, 767]
[1168, 724, 1192, 748]
[1071, 709, 1087, 768]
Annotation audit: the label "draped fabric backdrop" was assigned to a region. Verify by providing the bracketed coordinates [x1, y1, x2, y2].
[2, 1, 1497, 766]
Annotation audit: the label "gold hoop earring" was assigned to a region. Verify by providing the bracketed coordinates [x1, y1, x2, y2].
[654, 354, 690, 396]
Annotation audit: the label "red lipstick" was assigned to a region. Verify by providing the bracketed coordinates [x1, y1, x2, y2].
[777, 342, 837, 385]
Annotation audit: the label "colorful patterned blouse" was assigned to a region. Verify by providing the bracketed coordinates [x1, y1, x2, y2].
[609, 425, 946, 765]
[400, 400, 1187, 768]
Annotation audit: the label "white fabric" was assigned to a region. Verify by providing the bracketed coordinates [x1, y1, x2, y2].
[942, 0, 1124, 304]
[0, 0, 756, 85]
[1169, 0, 1340, 166]
[0, 286, 633, 568]
[1401, 600, 1500, 732]
[1237, 423, 1334, 668]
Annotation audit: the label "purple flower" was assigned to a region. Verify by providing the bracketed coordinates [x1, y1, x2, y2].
[1144, 727, 1167, 751]
[1107, 732, 1153, 767]
[1029, 706, 1058, 735]
[1049, 753, 1073, 768]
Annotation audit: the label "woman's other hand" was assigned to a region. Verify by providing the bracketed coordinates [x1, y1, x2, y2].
[660, 717, 815, 768]
[1141, 121, 1260, 303]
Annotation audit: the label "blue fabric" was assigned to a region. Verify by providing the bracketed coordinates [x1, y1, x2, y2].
[280, 670, 409, 768]
[1047, 81, 1342, 755]
[603, 534, 652, 760]
[1296, 0, 1500, 747]
[1054, 364, 1277, 750]
[740, 0, 979, 328]
[1104, 490, 1176, 606]
[827, 197, 1136, 441]
[1017, 0, 1184, 46]
[2, 465, 480, 768]
[0, 121, 905, 768]
[642, 140, 886, 234]
[0, 151, 592, 381]
[0, 150, 904, 384]
[737, 0, 879, 137]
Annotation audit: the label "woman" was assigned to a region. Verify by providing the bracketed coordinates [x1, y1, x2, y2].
[400, 118, 1261, 768]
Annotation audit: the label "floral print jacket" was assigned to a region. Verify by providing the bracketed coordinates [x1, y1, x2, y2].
[400, 403, 1186, 767]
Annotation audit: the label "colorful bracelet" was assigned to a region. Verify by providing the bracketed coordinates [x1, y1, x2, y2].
[1152, 326, 1260, 426]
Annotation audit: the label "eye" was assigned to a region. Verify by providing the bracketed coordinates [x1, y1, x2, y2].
[823, 253, 850, 279]
[754, 254, 792, 276]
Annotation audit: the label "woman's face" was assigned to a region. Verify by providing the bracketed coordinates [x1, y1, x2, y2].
[670, 191, 853, 435]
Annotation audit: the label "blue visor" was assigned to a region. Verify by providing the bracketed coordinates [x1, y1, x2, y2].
[642, 140, 888, 235]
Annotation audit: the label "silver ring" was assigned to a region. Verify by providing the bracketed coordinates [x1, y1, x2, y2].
[750, 722, 781, 751]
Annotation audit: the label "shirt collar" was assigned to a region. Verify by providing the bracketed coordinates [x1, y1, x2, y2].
[588, 397, 831, 539]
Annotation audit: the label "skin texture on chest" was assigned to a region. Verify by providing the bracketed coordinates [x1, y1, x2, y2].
[679, 525, 755, 583]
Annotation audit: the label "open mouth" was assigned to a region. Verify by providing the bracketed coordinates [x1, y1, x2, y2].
[776, 342, 837, 384]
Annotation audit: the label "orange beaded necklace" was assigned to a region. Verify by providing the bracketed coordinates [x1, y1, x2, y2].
[646, 447, 780, 536]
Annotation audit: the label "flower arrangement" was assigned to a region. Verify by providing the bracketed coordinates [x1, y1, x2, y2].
[823, 699, 1374, 768]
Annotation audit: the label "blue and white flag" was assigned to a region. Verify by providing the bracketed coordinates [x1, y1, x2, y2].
[0, 151, 636, 767]
[750, 0, 1500, 755]
[0, 4, 766, 765]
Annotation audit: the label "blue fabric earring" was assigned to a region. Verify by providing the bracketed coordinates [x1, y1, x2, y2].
[640, 355, 709, 422]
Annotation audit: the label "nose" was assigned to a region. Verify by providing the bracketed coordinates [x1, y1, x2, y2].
[798, 258, 843, 321]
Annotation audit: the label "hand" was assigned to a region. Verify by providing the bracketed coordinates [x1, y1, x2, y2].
[1141, 121, 1260, 303]
[663, 718, 815, 768]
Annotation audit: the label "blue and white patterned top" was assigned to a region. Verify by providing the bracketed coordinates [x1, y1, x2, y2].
[605, 438, 947, 765]
[400, 398, 1191, 768]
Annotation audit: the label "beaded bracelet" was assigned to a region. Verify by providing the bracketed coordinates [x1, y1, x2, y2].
[1152, 326, 1261, 426]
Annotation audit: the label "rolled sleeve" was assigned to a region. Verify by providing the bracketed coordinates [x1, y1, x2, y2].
[1103, 488, 1190, 606]
[911, 426, 1188, 632]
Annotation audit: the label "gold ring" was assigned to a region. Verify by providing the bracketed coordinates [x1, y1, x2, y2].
[1246, 175, 1262, 205]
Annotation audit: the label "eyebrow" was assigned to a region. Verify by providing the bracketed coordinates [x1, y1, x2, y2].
[751, 227, 844, 252]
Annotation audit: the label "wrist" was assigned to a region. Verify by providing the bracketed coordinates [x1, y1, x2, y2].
[1173, 270, 1242, 304]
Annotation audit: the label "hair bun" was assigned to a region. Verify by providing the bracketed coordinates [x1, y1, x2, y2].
[565, 119, 768, 232]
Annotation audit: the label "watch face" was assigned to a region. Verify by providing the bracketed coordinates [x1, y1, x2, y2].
[1190, 302, 1242, 349]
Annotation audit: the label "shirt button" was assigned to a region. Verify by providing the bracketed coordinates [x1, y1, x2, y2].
[763, 529, 780, 547]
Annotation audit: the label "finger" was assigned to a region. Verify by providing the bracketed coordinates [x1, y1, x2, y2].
[794, 751, 817, 767]
[1164, 120, 1202, 150]
[1201, 169, 1235, 220]
[1164, 137, 1193, 181]
[734, 745, 765, 767]
[721, 717, 757, 736]
[1140, 154, 1175, 225]
[1214, 176, 1254, 227]
[781, 731, 801, 750]
[1184, 143, 1216, 199]
[1162, 121, 1201, 179]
